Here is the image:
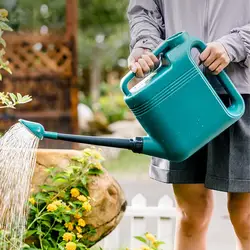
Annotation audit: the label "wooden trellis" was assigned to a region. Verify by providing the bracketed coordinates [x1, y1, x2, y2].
[0, 0, 78, 149]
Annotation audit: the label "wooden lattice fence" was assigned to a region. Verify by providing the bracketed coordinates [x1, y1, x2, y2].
[0, 33, 78, 149]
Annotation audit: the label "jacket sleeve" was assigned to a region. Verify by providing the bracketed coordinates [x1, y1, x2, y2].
[217, 23, 250, 67]
[127, 0, 165, 52]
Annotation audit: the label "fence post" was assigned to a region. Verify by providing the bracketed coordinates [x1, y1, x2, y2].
[130, 194, 147, 248]
[103, 226, 121, 250]
[157, 195, 175, 250]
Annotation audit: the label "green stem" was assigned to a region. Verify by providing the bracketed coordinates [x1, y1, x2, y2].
[39, 234, 43, 250]
[27, 212, 51, 230]
[43, 220, 56, 239]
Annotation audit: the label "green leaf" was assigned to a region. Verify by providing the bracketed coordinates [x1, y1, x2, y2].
[3, 66, 12, 74]
[0, 38, 6, 47]
[0, 21, 13, 31]
[25, 229, 37, 238]
[134, 236, 147, 244]
[78, 186, 89, 196]
[58, 245, 64, 250]
[88, 168, 104, 175]
[77, 243, 88, 249]
[9, 93, 17, 103]
[35, 192, 48, 202]
[81, 176, 88, 186]
[63, 215, 71, 223]
[42, 221, 51, 228]
[0, 17, 8, 22]
[68, 201, 76, 208]
[154, 241, 165, 246]
[52, 224, 65, 232]
[73, 201, 83, 206]
[40, 184, 54, 192]
[17, 93, 22, 100]
[55, 217, 63, 223]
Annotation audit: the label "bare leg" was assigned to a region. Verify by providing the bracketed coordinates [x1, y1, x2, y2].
[173, 184, 214, 250]
[228, 193, 250, 250]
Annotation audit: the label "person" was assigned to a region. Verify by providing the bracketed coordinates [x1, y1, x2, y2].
[127, 1, 250, 250]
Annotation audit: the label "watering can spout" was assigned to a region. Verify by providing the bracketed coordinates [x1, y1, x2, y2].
[18, 119, 167, 159]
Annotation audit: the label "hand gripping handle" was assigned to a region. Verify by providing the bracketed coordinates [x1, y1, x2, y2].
[191, 39, 245, 117]
[120, 40, 169, 96]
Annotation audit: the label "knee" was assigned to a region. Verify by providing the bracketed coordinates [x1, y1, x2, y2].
[177, 194, 213, 236]
[228, 194, 250, 241]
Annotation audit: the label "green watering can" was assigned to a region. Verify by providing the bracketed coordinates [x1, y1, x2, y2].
[19, 31, 245, 162]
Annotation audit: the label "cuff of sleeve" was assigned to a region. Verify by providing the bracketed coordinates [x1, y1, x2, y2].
[216, 32, 247, 66]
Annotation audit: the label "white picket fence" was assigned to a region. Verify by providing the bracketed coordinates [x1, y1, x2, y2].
[96, 194, 177, 250]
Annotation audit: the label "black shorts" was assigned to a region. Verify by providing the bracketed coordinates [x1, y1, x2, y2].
[149, 95, 250, 193]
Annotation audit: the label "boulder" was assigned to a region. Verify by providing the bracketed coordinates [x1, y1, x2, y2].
[77, 103, 94, 131]
[32, 149, 127, 245]
[108, 120, 146, 138]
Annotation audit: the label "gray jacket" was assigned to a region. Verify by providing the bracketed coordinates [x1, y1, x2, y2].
[127, 0, 250, 94]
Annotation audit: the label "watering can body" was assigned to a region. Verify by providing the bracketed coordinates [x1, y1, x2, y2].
[121, 32, 245, 162]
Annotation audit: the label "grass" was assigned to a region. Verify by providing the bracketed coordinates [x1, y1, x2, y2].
[103, 150, 151, 174]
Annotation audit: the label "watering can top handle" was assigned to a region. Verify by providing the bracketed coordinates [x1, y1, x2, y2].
[191, 39, 245, 117]
[120, 40, 169, 96]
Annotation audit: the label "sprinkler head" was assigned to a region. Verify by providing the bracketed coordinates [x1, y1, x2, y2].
[18, 119, 45, 140]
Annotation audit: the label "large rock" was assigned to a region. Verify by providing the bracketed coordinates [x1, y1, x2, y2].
[77, 103, 94, 131]
[32, 149, 127, 245]
[109, 120, 146, 138]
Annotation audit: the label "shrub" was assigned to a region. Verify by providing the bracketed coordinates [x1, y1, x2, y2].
[23, 148, 105, 250]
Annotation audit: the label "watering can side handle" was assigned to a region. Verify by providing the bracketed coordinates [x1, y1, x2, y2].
[191, 39, 245, 117]
[120, 40, 169, 96]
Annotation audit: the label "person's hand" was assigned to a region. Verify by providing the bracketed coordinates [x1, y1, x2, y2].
[128, 48, 159, 78]
[199, 42, 231, 75]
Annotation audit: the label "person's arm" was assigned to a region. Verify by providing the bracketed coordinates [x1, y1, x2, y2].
[127, 0, 165, 77]
[128, 0, 165, 51]
[217, 24, 250, 67]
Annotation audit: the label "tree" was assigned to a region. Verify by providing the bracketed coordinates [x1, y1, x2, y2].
[0, 0, 130, 105]
[78, 0, 130, 104]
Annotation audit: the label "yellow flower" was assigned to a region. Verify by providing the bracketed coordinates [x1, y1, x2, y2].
[76, 226, 82, 233]
[65, 206, 71, 211]
[95, 162, 102, 170]
[65, 222, 74, 231]
[66, 242, 77, 250]
[83, 148, 104, 160]
[78, 219, 86, 227]
[63, 232, 74, 242]
[77, 195, 87, 202]
[71, 188, 80, 198]
[82, 202, 92, 212]
[145, 233, 156, 243]
[29, 197, 36, 205]
[153, 242, 161, 248]
[0, 9, 8, 18]
[77, 233, 83, 239]
[74, 212, 81, 219]
[52, 200, 62, 206]
[47, 204, 58, 212]
[140, 246, 150, 250]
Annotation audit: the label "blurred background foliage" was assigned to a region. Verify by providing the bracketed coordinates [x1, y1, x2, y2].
[0, 0, 131, 126]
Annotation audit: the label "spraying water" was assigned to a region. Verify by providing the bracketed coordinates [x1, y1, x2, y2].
[0, 123, 39, 249]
